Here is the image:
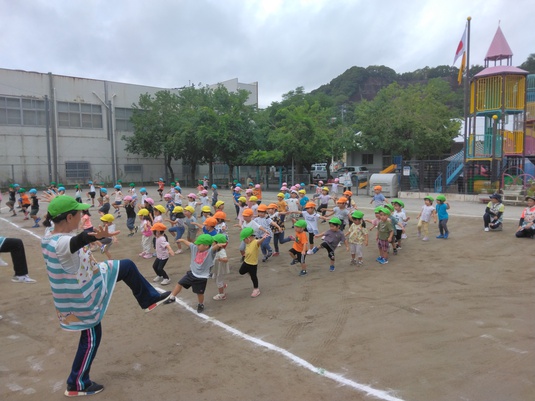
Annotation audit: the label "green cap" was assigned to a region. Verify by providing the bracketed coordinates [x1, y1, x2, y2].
[384, 203, 394, 212]
[436, 194, 446, 202]
[213, 234, 228, 244]
[329, 217, 342, 225]
[194, 234, 214, 246]
[380, 207, 391, 215]
[351, 210, 364, 219]
[374, 206, 383, 214]
[391, 199, 405, 208]
[48, 195, 90, 218]
[294, 220, 307, 228]
[424, 196, 434, 203]
[240, 227, 255, 241]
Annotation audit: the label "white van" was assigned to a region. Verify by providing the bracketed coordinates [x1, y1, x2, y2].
[311, 165, 328, 180]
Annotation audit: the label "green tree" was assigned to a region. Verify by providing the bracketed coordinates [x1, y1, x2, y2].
[124, 90, 181, 179]
[354, 79, 460, 160]
[519, 53, 535, 73]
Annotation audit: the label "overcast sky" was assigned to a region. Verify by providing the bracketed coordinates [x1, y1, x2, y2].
[1, 0, 533, 107]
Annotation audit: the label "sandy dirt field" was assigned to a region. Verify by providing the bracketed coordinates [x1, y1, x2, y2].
[1, 189, 534, 401]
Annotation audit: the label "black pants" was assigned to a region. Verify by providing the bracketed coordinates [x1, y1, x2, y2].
[239, 262, 258, 288]
[0, 238, 29, 276]
[152, 258, 169, 279]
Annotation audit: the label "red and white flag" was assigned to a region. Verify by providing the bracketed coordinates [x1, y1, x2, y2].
[453, 24, 467, 65]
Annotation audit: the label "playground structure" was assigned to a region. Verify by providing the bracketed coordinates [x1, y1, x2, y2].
[431, 25, 535, 200]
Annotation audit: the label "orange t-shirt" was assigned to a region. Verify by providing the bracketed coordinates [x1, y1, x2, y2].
[252, 188, 262, 200]
[292, 231, 308, 253]
[20, 194, 30, 205]
[277, 200, 287, 213]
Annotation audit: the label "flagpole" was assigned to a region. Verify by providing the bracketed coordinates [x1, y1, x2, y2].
[462, 16, 471, 194]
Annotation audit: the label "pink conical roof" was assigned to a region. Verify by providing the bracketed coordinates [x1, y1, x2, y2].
[485, 25, 513, 62]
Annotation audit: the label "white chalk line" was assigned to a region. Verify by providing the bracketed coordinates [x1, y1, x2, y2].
[1, 213, 406, 401]
[158, 292, 405, 401]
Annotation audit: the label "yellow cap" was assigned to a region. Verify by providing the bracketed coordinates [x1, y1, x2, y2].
[172, 206, 184, 214]
[154, 205, 166, 213]
[137, 208, 149, 216]
[100, 213, 115, 222]
[184, 206, 195, 213]
[249, 196, 258, 202]
[201, 206, 212, 213]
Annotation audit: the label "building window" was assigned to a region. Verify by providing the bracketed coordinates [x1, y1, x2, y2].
[362, 154, 374, 165]
[115, 107, 134, 132]
[58, 102, 103, 129]
[124, 164, 142, 174]
[65, 161, 91, 180]
[0, 96, 46, 126]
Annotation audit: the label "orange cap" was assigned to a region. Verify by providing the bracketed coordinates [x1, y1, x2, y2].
[204, 217, 218, 227]
[150, 222, 167, 232]
[337, 197, 348, 204]
[257, 204, 268, 212]
[213, 211, 227, 220]
[242, 208, 253, 217]
[267, 203, 278, 209]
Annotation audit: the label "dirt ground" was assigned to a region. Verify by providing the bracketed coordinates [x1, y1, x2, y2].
[1, 189, 534, 401]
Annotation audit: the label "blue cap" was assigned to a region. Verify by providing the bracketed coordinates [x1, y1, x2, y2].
[29, 188, 37, 194]
[140, 187, 146, 193]
[101, 188, 108, 193]
[88, 180, 93, 184]
[212, 184, 217, 189]
[58, 186, 65, 192]
[114, 185, 121, 190]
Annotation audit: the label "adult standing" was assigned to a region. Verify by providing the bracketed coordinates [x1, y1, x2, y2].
[41, 195, 170, 397]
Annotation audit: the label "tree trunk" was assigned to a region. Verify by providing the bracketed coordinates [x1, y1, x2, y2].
[208, 161, 213, 186]
[228, 164, 234, 188]
[189, 162, 197, 187]
[165, 155, 175, 183]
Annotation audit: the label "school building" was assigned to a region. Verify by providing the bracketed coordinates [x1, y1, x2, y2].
[0, 67, 258, 187]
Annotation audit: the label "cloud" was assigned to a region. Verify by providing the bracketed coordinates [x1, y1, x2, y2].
[1, 0, 533, 107]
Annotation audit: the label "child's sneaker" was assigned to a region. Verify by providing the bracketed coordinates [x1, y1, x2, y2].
[290, 259, 298, 265]
[329, 265, 335, 272]
[153, 276, 163, 282]
[376, 256, 383, 263]
[101, 244, 111, 254]
[379, 258, 389, 264]
[401, 233, 408, 239]
[250, 289, 261, 298]
[197, 303, 205, 313]
[443, 233, 449, 239]
[299, 270, 308, 276]
[213, 293, 227, 301]
[350, 259, 356, 265]
[11, 275, 36, 283]
[144, 291, 172, 312]
[0, 257, 8, 267]
[393, 248, 398, 255]
[160, 278, 171, 285]
[272, 252, 279, 257]
[357, 260, 364, 265]
[436, 234, 444, 239]
[422, 237, 429, 241]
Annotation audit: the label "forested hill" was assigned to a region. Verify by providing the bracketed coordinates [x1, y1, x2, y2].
[310, 65, 468, 105]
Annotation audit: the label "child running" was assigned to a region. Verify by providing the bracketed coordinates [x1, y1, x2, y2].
[212, 234, 230, 301]
[290, 220, 309, 276]
[376, 207, 393, 265]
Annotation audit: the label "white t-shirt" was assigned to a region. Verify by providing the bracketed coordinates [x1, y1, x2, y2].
[287, 198, 299, 212]
[419, 205, 434, 222]
[303, 211, 320, 234]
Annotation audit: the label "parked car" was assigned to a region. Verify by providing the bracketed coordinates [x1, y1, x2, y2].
[310, 165, 328, 180]
[336, 166, 369, 182]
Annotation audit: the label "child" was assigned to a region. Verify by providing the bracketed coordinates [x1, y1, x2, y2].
[199, 206, 213, 223]
[254, 204, 281, 262]
[86, 180, 96, 207]
[330, 177, 341, 200]
[199, 189, 210, 209]
[384, 204, 399, 254]
[484, 193, 505, 232]
[286, 190, 300, 226]
[212, 234, 230, 301]
[19, 188, 31, 220]
[153, 204, 166, 224]
[289, 220, 309, 276]
[238, 227, 267, 298]
[322, 197, 350, 231]
[297, 189, 309, 211]
[376, 207, 393, 264]
[252, 184, 262, 204]
[123, 196, 137, 236]
[416, 196, 437, 241]
[128, 182, 137, 202]
[184, 205, 199, 243]
[138, 209, 153, 258]
[267, 203, 293, 256]
[98, 188, 110, 215]
[168, 206, 186, 252]
[163, 234, 224, 313]
[214, 200, 225, 213]
[155, 178, 165, 201]
[312, 217, 349, 272]
[435, 195, 450, 239]
[6, 184, 18, 216]
[391, 199, 409, 247]
[74, 185, 82, 203]
[515, 195, 535, 238]
[316, 187, 332, 218]
[79, 209, 94, 234]
[232, 187, 242, 217]
[139, 187, 148, 206]
[173, 186, 183, 207]
[248, 196, 259, 216]
[236, 208, 269, 260]
[29, 188, 41, 227]
[187, 193, 199, 216]
[370, 185, 389, 207]
[98, 214, 117, 259]
[275, 193, 288, 222]
[211, 184, 219, 207]
[298, 202, 321, 252]
[213, 211, 228, 236]
[347, 210, 368, 265]
[112, 185, 123, 217]
[236, 196, 247, 226]
[150, 223, 175, 285]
